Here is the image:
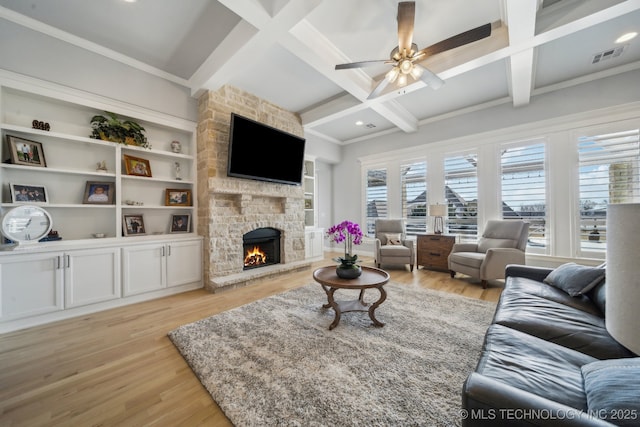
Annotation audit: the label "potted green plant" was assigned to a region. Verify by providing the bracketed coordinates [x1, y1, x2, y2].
[89, 111, 150, 149]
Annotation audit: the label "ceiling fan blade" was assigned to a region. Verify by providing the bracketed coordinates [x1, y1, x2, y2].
[335, 60, 390, 70]
[397, 1, 415, 55]
[367, 77, 391, 100]
[419, 66, 445, 90]
[414, 22, 492, 62]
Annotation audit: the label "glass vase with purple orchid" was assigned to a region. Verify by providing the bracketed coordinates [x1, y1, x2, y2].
[326, 220, 364, 270]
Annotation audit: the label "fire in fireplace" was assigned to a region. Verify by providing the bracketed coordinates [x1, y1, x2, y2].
[245, 246, 267, 267]
[242, 227, 281, 270]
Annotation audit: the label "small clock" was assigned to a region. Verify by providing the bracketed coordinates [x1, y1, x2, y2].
[1, 205, 53, 245]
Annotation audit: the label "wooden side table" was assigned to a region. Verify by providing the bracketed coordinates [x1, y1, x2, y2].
[417, 234, 456, 271]
[313, 266, 390, 330]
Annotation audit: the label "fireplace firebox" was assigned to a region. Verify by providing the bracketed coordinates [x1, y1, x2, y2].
[242, 228, 281, 270]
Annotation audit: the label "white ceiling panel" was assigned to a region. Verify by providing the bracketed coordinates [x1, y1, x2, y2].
[397, 59, 509, 120]
[0, 0, 638, 143]
[535, 9, 640, 87]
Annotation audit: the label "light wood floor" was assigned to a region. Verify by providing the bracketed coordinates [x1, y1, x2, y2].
[0, 253, 502, 427]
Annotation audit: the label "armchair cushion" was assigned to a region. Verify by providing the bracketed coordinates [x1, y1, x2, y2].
[543, 263, 605, 297]
[383, 233, 402, 245]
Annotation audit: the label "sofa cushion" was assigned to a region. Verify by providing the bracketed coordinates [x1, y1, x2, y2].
[582, 358, 640, 426]
[543, 262, 605, 296]
[505, 276, 603, 316]
[494, 287, 634, 359]
[586, 281, 607, 316]
[476, 325, 596, 410]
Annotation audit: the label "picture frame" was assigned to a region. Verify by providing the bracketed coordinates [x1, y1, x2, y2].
[169, 214, 191, 233]
[9, 183, 49, 204]
[6, 135, 47, 167]
[123, 154, 152, 177]
[83, 181, 115, 204]
[123, 214, 146, 236]
[165, 188, 192, 206]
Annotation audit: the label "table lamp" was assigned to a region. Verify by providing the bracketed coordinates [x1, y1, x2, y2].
[429, 204, 447, 234]
[606, 203, 640, 354]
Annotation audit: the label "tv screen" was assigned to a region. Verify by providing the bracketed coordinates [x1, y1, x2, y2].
[227, 113, 306, 186]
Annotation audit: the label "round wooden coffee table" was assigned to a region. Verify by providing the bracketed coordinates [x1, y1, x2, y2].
[313, 265, 390, 330]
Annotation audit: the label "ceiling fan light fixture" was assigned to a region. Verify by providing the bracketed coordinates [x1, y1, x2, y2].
[397, 74, 408, 87]
[410, 63, 424, 80]
[386, 67, 400, 83]
[399, 59, 413, 74]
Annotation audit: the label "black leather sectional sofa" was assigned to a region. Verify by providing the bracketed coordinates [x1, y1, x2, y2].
[462, 264, 638, 426]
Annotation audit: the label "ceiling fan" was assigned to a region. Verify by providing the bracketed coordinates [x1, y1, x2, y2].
[335, 1, 492, 99]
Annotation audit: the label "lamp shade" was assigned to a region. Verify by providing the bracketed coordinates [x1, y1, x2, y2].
[429, 204, 446, 217]
[606, 203, 640, 355]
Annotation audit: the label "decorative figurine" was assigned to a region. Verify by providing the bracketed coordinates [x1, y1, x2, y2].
[171, 140, 182, 153]
[96, 160, 108, 172]
[32, 119, 50, 131]
[175, 162, 182, 180]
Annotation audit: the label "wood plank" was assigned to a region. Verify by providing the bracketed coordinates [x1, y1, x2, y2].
[0, 253, 501, 426]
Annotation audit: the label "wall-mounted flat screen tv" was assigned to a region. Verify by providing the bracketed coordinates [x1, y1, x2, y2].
[227, 113, 306, 186]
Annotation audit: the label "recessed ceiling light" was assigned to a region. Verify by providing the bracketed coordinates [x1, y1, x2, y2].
[355, 120, 364, 126]
[123, 0, 137, 3]
[616, 32, 637, 43]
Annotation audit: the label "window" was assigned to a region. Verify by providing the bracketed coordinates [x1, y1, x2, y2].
[444, 153, 478, 241]
[401, 161, 427, 235]
[577, 128, 640, 256]
[365, 168, 387, 236]
[501, 142, 547, 250]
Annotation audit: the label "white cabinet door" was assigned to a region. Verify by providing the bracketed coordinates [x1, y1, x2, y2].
[121, 243, 166, 296]
[305, 229, 324, 259]
[0, 252, 64, 320]
[64, 247, 121, 308]
[166, 240, 202, 288]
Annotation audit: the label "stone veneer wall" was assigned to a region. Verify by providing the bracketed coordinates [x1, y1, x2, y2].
[197, 85, 307, 292]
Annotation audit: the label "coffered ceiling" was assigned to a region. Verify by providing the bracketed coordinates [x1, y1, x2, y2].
[1, 0, 639, 144]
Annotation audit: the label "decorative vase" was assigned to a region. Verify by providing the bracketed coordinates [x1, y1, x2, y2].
[336, 264, 362, 279]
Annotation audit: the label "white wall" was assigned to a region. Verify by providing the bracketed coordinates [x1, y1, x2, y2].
[0, 18, 197, 121]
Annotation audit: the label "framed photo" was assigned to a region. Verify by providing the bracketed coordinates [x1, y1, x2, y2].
[165, 188, 192, 206]
[6, 135, 47, 167]
[123, 214, 146, 236]
[10, 183, 49, 204]
[83, 181, 115, 204]
[123, 154, 152, 177]
[170, 214, 191, 233]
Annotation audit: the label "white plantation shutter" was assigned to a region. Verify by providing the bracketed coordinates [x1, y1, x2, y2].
[444, 154, 478, 241]
[501, 141, 547, 251]
[401, 161, 427, 235]
[366, 168, 387, 236]
[578, 128, 640, 256]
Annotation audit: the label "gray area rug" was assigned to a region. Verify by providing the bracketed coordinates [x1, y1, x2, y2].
[168, 283, 497, 427]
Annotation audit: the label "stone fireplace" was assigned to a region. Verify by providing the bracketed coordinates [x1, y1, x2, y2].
[197, 85, 311, 292]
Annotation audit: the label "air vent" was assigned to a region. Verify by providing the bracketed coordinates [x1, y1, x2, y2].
[592, 45, 627, 64]
[365, 123, 376, 129]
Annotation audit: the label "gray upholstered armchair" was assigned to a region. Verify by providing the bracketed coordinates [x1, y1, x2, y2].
[374, 219, 415, 271]
[448, 219, 529, 288]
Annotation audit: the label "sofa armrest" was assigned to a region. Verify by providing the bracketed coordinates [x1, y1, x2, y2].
[504, 264, 554, 282]
[463, 373, 614, 426]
